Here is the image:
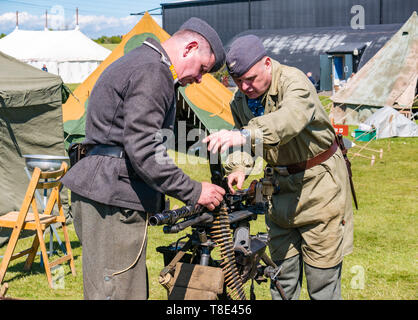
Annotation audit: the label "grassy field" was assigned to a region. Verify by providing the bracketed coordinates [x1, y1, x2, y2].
[99, 43, 119, 51]
[2, 120, 417, 300]
[1, 76, 417, 300]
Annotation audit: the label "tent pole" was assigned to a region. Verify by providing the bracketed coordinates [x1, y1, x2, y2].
[349, 151, 376, 166]
[352, 145, 383, 158]
[351, 136, 376, 159]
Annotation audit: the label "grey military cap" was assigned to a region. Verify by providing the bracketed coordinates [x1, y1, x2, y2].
[179, 17, 226, 72]
[226, 35, 267, 78]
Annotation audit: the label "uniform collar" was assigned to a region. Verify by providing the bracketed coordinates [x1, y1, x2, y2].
[145, 38, 171, 63]
[264, 59, 281, 98]
[144, 37, 178, 84]
[257, 59, 281, 114]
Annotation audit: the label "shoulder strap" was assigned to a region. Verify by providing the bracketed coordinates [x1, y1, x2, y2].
[335, 133, 358, 210]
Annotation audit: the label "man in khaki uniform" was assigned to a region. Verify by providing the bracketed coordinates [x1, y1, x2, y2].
[204, 35, 353, 300]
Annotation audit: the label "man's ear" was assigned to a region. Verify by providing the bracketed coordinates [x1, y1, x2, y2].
[264, 57, 272, 72]
[183, 41, 199, 57]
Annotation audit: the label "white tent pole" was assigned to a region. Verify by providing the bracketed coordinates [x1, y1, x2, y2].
[76, 8, 79, 26]
[45, 10, 48, 30]
[16, 11, 18, 28]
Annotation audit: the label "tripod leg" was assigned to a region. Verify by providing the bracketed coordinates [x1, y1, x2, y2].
[199, 246, 210, 266]
[273, 279, 288, 300]
[261, 253, 288, 300]
[261, 252, 278, 268]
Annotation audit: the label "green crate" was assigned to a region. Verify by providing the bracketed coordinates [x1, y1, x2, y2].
[354, 129, 376, 142]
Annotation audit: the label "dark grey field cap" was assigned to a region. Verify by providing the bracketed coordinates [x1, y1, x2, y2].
[179, 17, 225, 72]
[226, 35, 267, 78]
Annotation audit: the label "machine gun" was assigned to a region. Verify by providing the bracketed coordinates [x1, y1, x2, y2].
[152, 151, 287, 300]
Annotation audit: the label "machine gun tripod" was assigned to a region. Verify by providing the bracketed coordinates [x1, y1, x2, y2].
[151, 153, 287, 300]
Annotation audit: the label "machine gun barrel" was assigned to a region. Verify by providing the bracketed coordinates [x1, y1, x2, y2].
[162, 212, 214, 234]
[149, 205, 196, 226]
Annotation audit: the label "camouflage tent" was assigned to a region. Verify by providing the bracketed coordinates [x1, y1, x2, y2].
[62, 13, 234, 150]
[0, 50, 70, 246]
[330, 12, 417, 125]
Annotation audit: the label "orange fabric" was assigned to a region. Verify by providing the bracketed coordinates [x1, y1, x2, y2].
[62, 12, 234, 128]
[185, 74, 234, 125]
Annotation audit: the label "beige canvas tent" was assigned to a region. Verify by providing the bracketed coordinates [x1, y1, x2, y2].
[330, 12, 417, 124]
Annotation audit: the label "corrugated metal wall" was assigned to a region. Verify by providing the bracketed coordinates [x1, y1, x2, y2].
[162, 0, 417, 43]
[227, 23, 400, 82]
[381, 0, 417, 24]
[163, 1, 250, 44]
[249, 0, 381, 29]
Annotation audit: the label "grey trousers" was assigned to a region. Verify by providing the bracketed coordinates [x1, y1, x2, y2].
[72, 192, 148, 300]
[271, 254, 342, 300]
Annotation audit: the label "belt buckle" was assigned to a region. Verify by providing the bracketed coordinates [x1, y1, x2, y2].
[276, 166, 290, 176]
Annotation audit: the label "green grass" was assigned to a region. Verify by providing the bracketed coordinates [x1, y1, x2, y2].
[1, 98, 417, 300]
[99, 43, 119, 51]
[64, 83, 79, 93]
[318, 95, 332, 107]
[0, 225, 83, 299]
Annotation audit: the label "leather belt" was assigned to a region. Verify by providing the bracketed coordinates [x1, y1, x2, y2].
[272, 139, 339, 176]
[86, 145, 125, 158]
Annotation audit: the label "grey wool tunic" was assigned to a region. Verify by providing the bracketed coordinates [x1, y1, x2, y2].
[62, 38, 202, 213]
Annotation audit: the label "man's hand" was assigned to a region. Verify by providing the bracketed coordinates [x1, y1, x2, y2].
[197, 182, 226, 211]
[202, 129, 246, 154]
[227, 171, 246, 194]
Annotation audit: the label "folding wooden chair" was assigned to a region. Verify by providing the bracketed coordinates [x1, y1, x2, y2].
[0, 162, 76, 288]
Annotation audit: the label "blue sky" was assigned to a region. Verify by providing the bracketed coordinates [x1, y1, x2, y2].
[0, 0, 182, 38]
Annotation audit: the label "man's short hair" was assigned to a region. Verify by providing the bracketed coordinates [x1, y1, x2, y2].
[172, 29, 212, 55]
[177, 17, 226, 72]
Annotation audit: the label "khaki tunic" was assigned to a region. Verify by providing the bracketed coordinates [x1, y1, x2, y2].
[225, 60, 353, 268]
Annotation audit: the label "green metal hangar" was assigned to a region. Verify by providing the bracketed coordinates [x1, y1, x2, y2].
[161, 0, 417, 90]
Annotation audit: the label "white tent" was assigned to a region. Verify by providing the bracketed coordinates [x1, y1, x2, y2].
[0, 27, 111, 83]
[360, 106, 418, 139]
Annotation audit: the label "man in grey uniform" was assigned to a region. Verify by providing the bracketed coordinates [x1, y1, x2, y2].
[204, 35, 354, 300]
[62, 18, 226, 300]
